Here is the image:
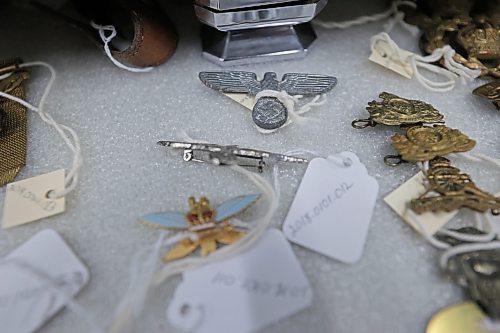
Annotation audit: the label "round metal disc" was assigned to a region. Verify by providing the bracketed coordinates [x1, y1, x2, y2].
[252, 97, 288, 130]
[427, 302, 490, 333]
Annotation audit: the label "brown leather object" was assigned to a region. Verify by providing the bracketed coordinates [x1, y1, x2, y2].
[33, 0, 178, 68]
[111, 3, 178, 67]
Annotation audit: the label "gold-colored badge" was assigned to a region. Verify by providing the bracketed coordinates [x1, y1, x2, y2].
[352, 92, 445, 129]
[406, 2, 500, 78]
[455, 16, 500, 77]
[473, 80, 500, 109]
[141, 194, 259, 261]
[410, 157, 500, 215]
[385, 125, 476, 165]
[426, 302, 490, 333]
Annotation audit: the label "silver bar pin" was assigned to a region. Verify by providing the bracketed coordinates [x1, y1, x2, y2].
[158, 140, 308, 172]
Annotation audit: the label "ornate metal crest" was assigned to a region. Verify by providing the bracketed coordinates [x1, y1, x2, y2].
[410, 157, 500, 215]
[386, 125, 476, 165]
[199, 71, 337, 130]
[352, 92, 445, 129]
[405, 2, 500, 78]
[473, 80, 500, 109]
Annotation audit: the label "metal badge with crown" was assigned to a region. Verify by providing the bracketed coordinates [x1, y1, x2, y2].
[384, 125, 476, 166]
[473, 80, 500, 110]
[352, 92, 445, 129]
[141, 194, 260, 261]
[410, 157, 500, 215]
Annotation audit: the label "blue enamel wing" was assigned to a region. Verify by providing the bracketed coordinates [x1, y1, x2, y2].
[141, 194, 260, 261]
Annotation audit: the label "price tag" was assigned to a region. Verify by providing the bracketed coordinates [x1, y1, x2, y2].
[0, 229, 89, 333]
[167, 229, 312, 333]
[369, 39, 414, 79]
[283, 152, 379, 263]
[2, 169, 65, 228]
[384, 172, 457, 236]
[223, 92, 255, 110]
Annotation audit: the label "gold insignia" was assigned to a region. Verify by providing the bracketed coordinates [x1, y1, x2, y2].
[406, 4, 500, 78]
[473, 80, 500, 109]
[164, 223, 244, 261]
[352, 92, 445, 129]
[386, 125, 476, 165]
[410, 157, 500, 215]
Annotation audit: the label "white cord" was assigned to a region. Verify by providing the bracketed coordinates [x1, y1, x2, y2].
[314, 0, 417, 32]
[109, 160, 279, 332]
[283, 149, 353, 168]
[0, 61, 82, 199]
[439, 241, 500, 271]
[152, 164, 278, 284]
[411, 152, 500, 249]
[370, 33, 480, 92]
[254, 90, 327, 134]
[90, 21, 153, 73]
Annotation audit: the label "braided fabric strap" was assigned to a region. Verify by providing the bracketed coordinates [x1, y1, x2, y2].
[0, 59, 29, 186]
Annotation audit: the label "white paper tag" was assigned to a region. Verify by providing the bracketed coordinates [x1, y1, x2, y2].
[384, 172, 458, 236]
[2, 169, 66, 229]
[283, 152, 379, 263]
[369, 40, 414, 79]
[167, 229, 312, 333]
[223, 92, 255, 110]
[0, 229, 89, 333]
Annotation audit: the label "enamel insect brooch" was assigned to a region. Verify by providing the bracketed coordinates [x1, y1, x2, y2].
[142, 194, 260, 261]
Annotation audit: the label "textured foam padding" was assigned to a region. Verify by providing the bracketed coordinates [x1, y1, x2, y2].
[0, 1, 498, 333]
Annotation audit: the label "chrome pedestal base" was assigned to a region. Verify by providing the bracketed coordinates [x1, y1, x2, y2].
[201, 23, 317, 66]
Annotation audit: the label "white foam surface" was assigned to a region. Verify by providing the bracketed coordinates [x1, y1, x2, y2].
[0, 1, 499, 332]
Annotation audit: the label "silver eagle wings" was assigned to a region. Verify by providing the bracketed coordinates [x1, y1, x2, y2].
[199, 71, 337, 130]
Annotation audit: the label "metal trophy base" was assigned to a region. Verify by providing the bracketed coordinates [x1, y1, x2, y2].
[201, 23, 317, 66]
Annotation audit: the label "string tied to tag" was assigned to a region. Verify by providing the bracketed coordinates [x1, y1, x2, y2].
[109, 132, 279, 332]
[410, 153, 500, 249]
[90, 21, 153, 73]
[0, 61, 82, 199]
[370, 32, 481, 92]
[254, 90, 327, 133]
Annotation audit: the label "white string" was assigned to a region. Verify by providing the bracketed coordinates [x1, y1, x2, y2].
[439, 241, 500, 271]
[152, 164, 278, 284]
[109, 231, 200, 333]
[370, 32, 481, 92]
[254, 90, 327, 134]
[0, 71, 13, 81]
[109, 163, 278, 332]
[0, 258, 104, 333]
[283, 149, 353, 168]
[314, 0, 417, 33]
[90, 21, 153, 73]
[0, 61, 82, 199]
[407, 208, 452, 250]
[410, 152, 500, 248]
[437, 227, 497, 243]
